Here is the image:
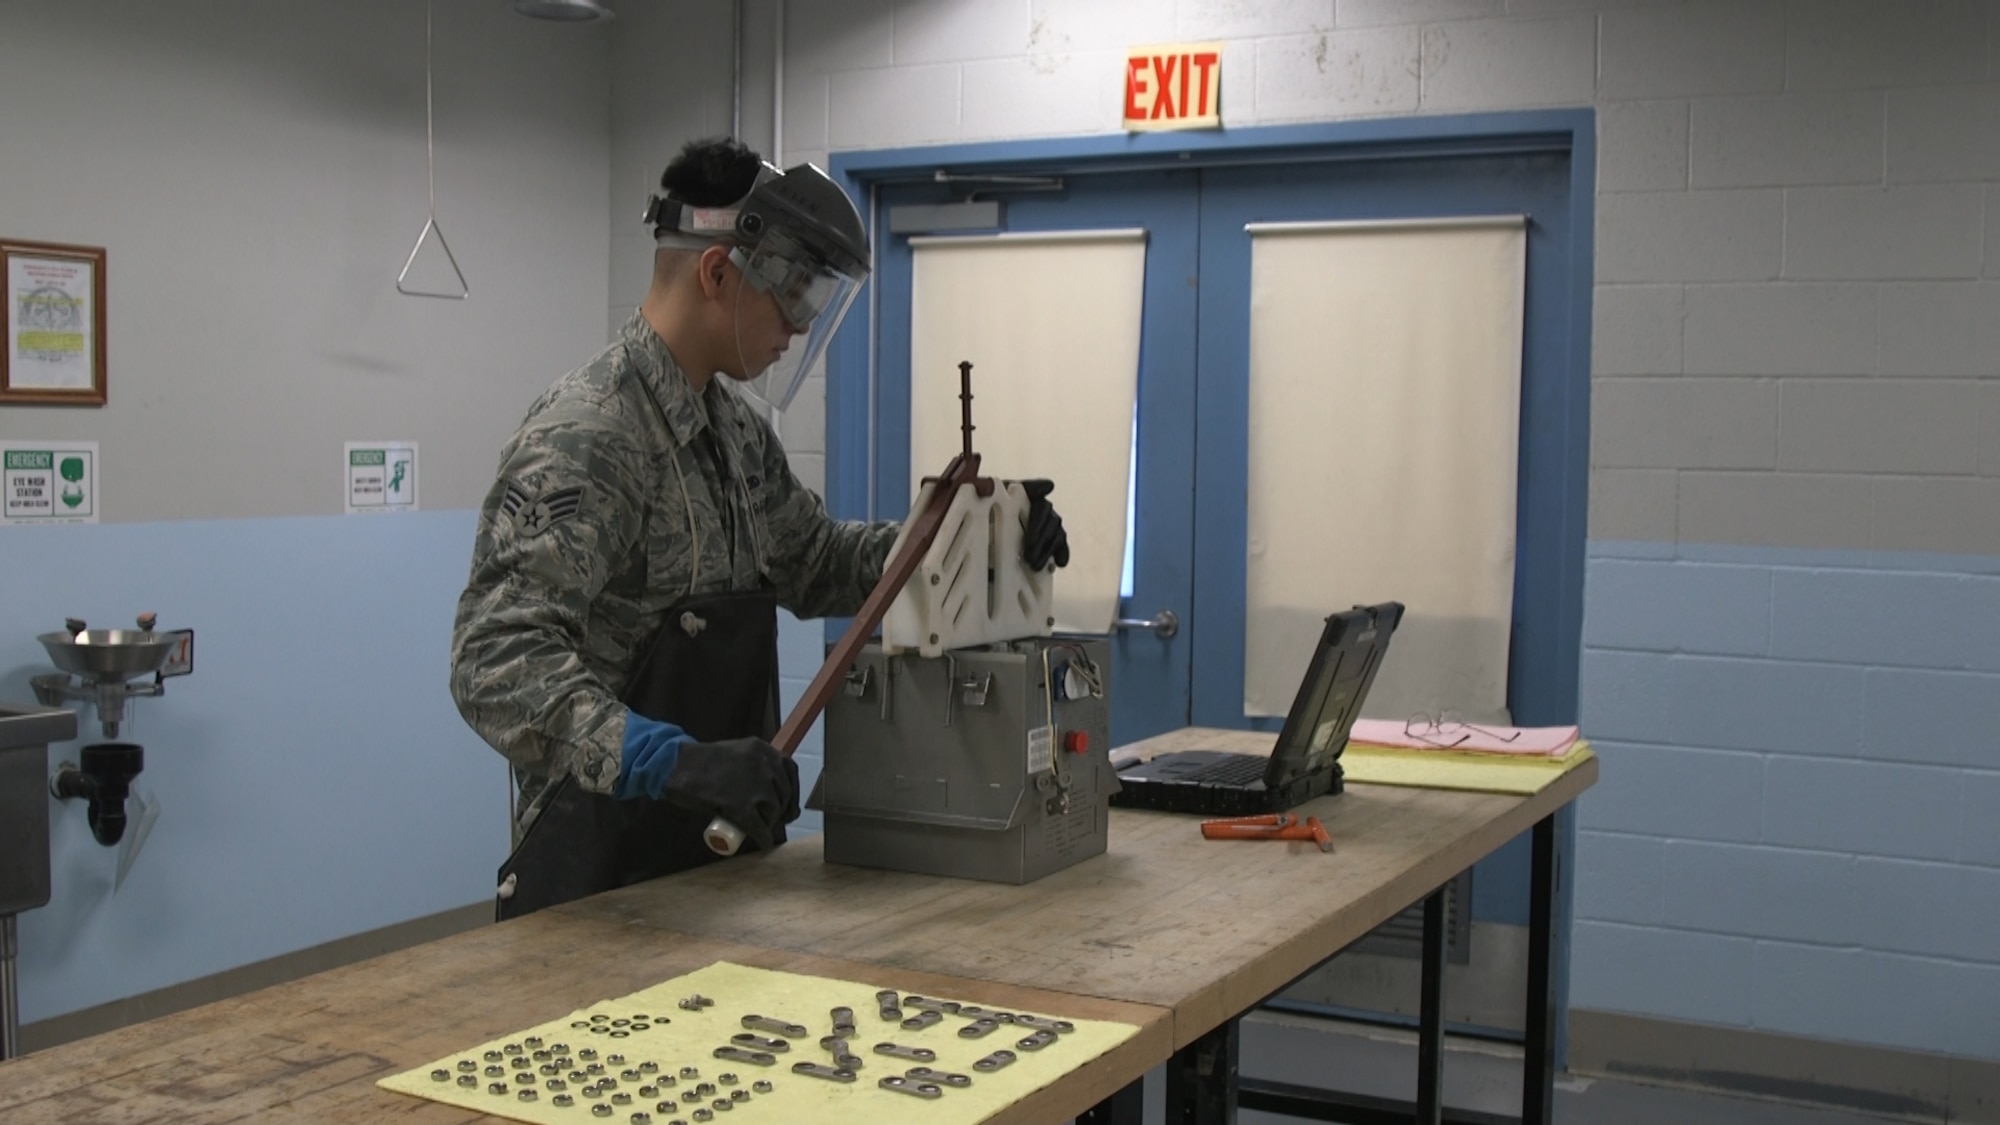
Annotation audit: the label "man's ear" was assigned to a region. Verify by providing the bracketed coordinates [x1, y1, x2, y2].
[696, 244, 734, 299]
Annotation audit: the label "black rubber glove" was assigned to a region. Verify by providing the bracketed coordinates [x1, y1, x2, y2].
[661, 737, 800, 854]
[1020, 479, 1071, 571]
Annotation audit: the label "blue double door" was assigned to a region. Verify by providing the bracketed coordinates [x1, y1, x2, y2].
[866, 148, 1580, 732]
[847, 132, 1585, 1021]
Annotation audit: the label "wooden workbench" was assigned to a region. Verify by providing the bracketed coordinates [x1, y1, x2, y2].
[0, 909, 1169, 1123]
[560, 727, 1594, 1051]
[0, 727, 1593, 1123]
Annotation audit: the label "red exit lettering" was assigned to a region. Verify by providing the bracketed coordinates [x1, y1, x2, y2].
[1124, 44, 1221, 130]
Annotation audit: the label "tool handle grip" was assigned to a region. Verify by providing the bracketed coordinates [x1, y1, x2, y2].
[703, 816, 746, 856]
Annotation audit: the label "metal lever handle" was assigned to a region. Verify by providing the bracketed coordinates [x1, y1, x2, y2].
[1112, 609, 1179, 639]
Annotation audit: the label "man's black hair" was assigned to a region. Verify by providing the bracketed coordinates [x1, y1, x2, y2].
[659, 137, 764, 208]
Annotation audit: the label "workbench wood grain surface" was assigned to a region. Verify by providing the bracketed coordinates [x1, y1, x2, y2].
[561, 726, 1597, 1050]
[0, 909, 1169, 1124]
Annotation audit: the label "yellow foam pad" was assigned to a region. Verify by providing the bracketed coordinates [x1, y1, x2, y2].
[379, 960, 1141, 1125]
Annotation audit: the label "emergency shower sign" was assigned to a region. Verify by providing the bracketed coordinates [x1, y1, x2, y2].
[345, 442, 418, 514]
[1, 442, 96, 524]
[1123, 42, 1222, 131]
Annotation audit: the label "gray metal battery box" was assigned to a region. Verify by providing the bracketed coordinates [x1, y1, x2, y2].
[808, 637, 1116, 885]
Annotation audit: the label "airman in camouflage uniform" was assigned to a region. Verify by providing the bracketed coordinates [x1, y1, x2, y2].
[451, 311, 897, 840]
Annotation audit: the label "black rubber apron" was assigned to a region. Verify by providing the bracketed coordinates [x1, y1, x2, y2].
[495, 588, 780, 921]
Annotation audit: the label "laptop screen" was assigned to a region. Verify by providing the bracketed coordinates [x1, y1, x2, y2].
[1264, 602, 1405, 788]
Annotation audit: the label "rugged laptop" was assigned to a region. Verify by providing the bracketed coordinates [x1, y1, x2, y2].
[1110, 601, 1404, 817]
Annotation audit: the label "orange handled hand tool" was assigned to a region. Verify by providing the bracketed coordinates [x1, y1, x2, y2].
[1199, 814, 1334, 853]
[1200, 813, 1294, 828]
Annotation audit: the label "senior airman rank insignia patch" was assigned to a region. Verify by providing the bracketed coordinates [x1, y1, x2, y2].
[499, 482, 583, 537]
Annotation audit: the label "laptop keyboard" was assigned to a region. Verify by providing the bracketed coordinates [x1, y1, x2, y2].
[1181, 755, 1269, 785]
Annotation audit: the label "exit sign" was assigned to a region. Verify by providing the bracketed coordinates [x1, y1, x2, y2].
[1123, 42, 1222, 131]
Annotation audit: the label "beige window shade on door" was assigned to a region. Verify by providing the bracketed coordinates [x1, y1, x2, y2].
[909, 230, 1146, 633]
[1244, 217, 1526, 724]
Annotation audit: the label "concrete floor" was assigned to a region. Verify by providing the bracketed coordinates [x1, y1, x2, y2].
[1093, 1012, 1924, 1125]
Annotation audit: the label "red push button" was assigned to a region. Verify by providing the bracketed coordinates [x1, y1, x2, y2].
[1063, 731, 1090, 755]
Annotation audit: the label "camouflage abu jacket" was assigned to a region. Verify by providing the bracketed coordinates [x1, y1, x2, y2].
[450, 312, 898, 829]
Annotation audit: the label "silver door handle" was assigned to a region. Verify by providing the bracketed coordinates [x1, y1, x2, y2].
[1112, 609, 1179, 639]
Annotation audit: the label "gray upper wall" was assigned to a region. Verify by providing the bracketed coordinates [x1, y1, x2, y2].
[6, 0, 1994, 553]
[0, 0, 612, 521]
[610, 0, 2000, 555]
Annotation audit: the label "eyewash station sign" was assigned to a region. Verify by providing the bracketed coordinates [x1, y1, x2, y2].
[1123, 41, 1222, 131]
[2, 441, 97, 524]
[345, 442, 418, 513]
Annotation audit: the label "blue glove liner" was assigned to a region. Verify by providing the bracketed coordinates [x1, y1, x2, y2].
[614, 711, 690, 801]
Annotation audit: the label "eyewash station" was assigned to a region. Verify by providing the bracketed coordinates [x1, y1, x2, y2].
[2, 616, 191, 1061]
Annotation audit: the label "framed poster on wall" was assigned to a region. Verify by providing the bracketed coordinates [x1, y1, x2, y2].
[2, 239, 107, 406]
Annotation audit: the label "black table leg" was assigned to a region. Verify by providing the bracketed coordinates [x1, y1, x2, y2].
[1522, 813, 1558, 1125]
[1079, 1076, 1145, 1125]
[1166, 1017, 1239, 1125]
[1417, 883, 1449, 1125]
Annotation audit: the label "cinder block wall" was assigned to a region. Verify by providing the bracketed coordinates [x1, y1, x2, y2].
[606, 0, 2000, 1061]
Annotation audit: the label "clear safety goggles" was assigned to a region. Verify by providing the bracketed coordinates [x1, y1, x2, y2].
[729, 236, 864, 414]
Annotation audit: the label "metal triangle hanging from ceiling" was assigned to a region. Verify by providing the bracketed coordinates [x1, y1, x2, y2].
[397, 0, 468, 299]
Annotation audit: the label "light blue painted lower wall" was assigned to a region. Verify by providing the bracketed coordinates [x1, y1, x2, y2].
[18, 518, 1992, 1060]
[1, 512, 836, 1026]
[1573, 540, 2000, 1061]
[2, 512, 505, 1023]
